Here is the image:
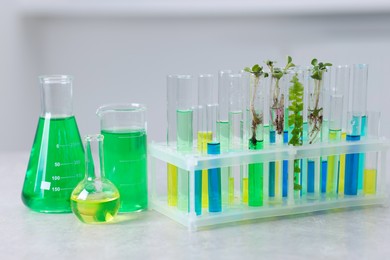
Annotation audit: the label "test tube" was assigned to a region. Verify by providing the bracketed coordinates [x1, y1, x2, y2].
[336, 65, 351, 195]
[307, 66, 329, 198]
[167, 75, 178, 206]
[352, 64, 368, 192]
[286, 69, 305, 199]
[195, 74, 214, 214]
[363, 111, 380, 195]
[208, 99, 221, 213]
[218, 70, 232, 151]
[176, 75, 195, 212]
[218, 70, 234, 205]
[226, 74, 245, 207]
[247, 73, 265, 207]
[326, 66, 349, 195]
[344, 111, 361, 196]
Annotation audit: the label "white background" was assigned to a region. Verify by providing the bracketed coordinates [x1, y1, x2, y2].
[1, 0, 390, 151]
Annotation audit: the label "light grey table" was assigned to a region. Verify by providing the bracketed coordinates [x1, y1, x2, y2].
[1, 152, 389, 259]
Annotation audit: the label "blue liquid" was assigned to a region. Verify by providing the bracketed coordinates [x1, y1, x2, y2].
[269, 130, 275, 197]
[282, 131, 288, 197]
[207, 142, 221, 212]
[358, 115, 367, 190]
[345, 135, 360, 195]
[308, 160, 315, 193]
[195, 170, 202, 215]
[269, 162, 275, 197]
[321, 160, 327, 193]
[270, 130, 276, 143]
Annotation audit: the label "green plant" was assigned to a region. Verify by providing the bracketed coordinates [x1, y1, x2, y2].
[244, 64, 268, 146]
[288, 73, 304, 191]
[308, 59, 332, 144]
[266, 56, 295, 135]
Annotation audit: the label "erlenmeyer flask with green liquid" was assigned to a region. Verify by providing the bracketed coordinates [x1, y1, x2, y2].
[22, 75, 85, 213]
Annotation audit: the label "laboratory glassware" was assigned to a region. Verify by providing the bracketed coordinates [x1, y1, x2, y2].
[22, 75, 85, 213]
[176, 75, 195, 212]
[246, 72, 266, 207]
[96, 103, 147, 212]
[71, 134, 120, 224]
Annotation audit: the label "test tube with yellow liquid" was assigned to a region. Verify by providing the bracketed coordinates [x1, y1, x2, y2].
[363, 112, 380, 195]
[166, 75, 179, 207]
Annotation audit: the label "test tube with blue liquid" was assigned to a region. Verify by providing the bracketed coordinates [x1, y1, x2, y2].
[207, 103, 221, 212]
[344, 111, 362, 196]
[307, 66, 330, 198]
[268, 68, 287, 201]
[176, 75, 195, 212]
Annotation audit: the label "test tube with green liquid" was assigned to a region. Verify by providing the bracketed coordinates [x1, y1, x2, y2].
[363, 111, 380, 195]
[196, 74, 215, 214]
[247, 72, 266, 207]
[176, 75, 195, 212]
[218, 70, 234, 205]
[167, 75, 179, 207]
[228, 74, 244, 206]
[327, 65, 349, 196]
[352, 64, 369, 192]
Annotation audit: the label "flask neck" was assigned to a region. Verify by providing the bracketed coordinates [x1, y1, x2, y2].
[39, 75, 73, 118]
[85, 135, 106, 181]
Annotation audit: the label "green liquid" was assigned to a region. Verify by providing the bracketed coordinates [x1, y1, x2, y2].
[176, 109, 193, 212]
[71, 193, 120, 223]
[22, 116, 85, 213]
[217, 120, 229, 152]
[177, 110, 193, 152]
[248, 139, 263, 207]
[102, 129, 147, 212]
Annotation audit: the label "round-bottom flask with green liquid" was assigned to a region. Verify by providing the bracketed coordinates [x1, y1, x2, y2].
[71, 135, 120, 224]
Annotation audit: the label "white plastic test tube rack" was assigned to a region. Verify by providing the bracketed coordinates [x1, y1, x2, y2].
[149, 138, 389, 231]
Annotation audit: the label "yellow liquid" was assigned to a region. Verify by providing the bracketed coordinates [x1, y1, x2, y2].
[327, 130, 341, 194]
[71, 194, 120, 224]
[242, 177, 248, 204]
[167, 163, 178, 206]
[363, 169, 376, 195]
[228, 177, 234, 204]
[338, 132, 347, 195]
[198, 131, 212, 208]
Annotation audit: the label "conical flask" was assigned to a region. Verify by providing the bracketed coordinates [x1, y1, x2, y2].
[21, 75, 85, 213]
[71, 135, 120, 224]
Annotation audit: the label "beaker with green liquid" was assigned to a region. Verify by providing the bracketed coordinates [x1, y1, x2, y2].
[71, 134, 120, 224]
[21, 75, 85, 213]
[96, 103, 147, 212]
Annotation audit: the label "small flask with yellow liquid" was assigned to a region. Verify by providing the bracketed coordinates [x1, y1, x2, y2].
[71, 134, 120, 224]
